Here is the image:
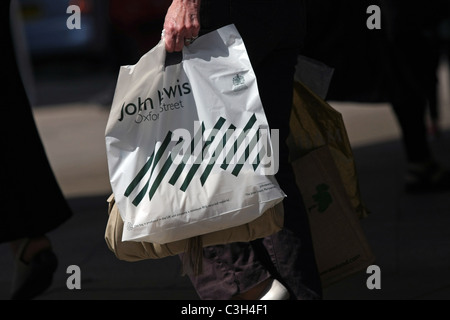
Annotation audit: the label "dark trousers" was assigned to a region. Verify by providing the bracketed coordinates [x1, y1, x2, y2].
[380, 0, 448, 163]
[180, 0, 323, 300]
[1, 1, 72, 243]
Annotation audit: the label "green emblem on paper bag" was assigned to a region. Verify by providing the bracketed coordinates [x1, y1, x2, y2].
[308, 183, 332, 213]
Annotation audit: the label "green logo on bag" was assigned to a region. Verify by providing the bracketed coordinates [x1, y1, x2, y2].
[123, 113, 273, 207]
[232, 73, 247, 91]
[308, 183, 333, 213]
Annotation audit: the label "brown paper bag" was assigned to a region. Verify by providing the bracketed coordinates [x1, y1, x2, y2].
[288, 80, 370, 219]
[292, 146, 375, 287]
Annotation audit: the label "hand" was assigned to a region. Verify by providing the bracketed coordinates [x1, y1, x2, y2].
[163, 0, 201, 52]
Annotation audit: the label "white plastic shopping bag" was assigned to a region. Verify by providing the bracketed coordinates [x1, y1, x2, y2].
[105, 24, 285, 244]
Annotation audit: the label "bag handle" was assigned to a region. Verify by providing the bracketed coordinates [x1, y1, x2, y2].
[159, 28, 183, 67]
[137, 38, 167, 74]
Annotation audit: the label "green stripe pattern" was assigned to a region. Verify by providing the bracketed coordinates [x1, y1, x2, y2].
[124, 113, 264, 207]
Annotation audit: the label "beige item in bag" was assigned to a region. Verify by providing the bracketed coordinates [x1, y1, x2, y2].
[105, 194, 284, 264]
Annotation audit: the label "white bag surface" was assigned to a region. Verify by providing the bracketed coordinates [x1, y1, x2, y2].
[105, 24, 285, 244]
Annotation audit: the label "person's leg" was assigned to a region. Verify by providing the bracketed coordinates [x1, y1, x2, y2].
[2, 0, 73, 243]
[250, 47, 323, 300]
[389, 56, 450, 194]
[3, 0, 72, 300]
[182, 243, 272, 299]
[186, 49, 322, 300]
[182, 0, 322, 300]
[381, 2, 450, 193]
